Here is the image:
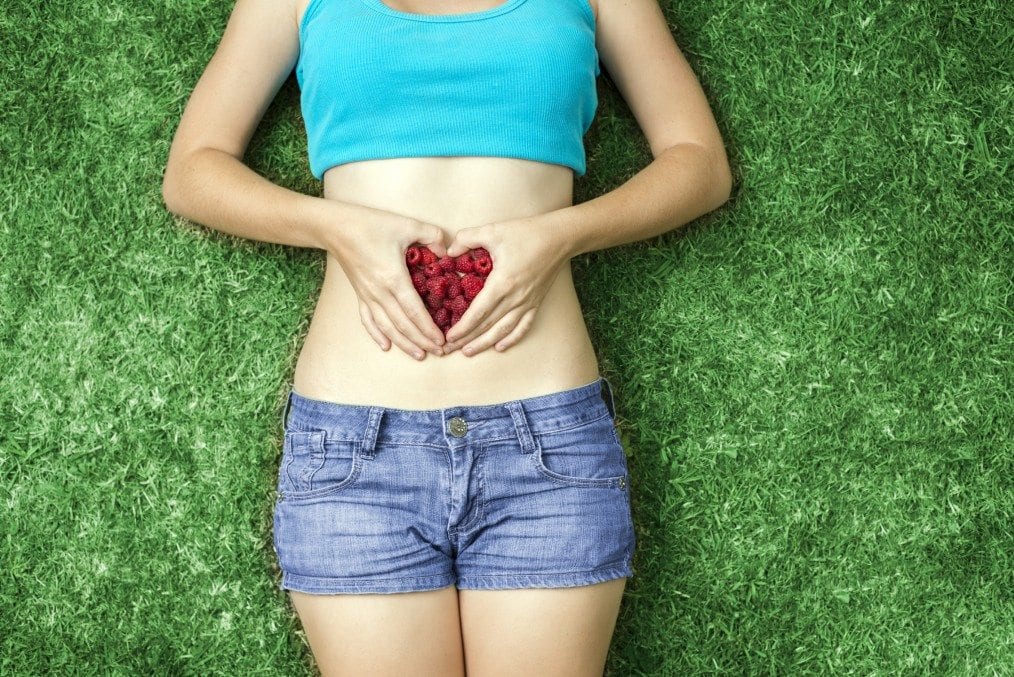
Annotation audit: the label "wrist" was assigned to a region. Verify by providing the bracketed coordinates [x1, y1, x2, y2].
[543, 204, 586, 260]
[294, 193, 359, 252]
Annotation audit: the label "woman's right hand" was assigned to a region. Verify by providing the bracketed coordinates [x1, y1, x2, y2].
[317, 202, 448, 360]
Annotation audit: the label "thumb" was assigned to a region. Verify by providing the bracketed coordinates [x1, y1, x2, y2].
[415, 223, 448, 258]
[446, 224, 486, 258]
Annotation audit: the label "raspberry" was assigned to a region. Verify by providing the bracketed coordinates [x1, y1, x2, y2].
[454, 254, 475, 274]
[405, 246, 422, 267]
[448, 294, 468, 314]
[425, 291, 444, 310]
[446, 276, 462, 299]
[411, 271, 427, 294]
[438, 255, 456, 273]
[473, 256, 493, 276]
[405, 243, 493, 336]
[425, 275, 449, 297]
[460, 274, 485, 300]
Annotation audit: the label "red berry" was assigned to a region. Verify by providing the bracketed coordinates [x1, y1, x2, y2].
[446, 276, 462, 299]
[449, 294, 468, 314]
[423, 262, 443, 277]
[405, 246, 421, 267]
[419, 247, 437, 266]
[460, 274, 484, 300]
[454, 254, 475, 274]
[473, 256, 493, 276]
[425, 292, 443, 310]
[411, 271, 427, 294]
[425, 275, 449, 297]
[434, 307, 450, 326]
[471, 247, 489, 260]
[450, 311, 463, 326]
[438, 255, 456, 273]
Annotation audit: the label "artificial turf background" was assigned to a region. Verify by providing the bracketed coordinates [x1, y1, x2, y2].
[2, 0, 1010, 674]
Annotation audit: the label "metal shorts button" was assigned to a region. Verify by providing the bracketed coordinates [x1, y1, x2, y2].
[618, 476, 628, 489]
[449, 416, 468, 437]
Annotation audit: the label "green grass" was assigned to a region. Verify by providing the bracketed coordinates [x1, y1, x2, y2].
[2, 0, 1010, 674]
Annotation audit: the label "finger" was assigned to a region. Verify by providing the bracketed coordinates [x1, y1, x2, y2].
[446, 290, 513, 349]
[444, 278, 508, 344]
[359, 301, 391, 351]
[445, 225, 483, 258]
[372, 301, 428, 361]
[394, 285, 445, 349]
[378, 290, 442, 357]
[415, 223, 448, 258]
[492, 307, 537, 352]
[459, 307, 526, 357]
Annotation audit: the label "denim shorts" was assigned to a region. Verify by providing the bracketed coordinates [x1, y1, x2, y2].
[271, 375, 636, 594]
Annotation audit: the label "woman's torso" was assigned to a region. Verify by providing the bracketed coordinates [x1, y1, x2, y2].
[291, 0, 602, 409]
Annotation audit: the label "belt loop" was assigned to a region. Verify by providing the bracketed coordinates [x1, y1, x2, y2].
[600, 374, 617, 420]
[281, 389, 294, 431]
[505, 400, 537, 454]
[359, 406, 384, 459]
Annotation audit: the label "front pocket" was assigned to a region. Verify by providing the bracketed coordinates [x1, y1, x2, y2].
[529, 414, 628, 488]
[278, 430, 362, 501]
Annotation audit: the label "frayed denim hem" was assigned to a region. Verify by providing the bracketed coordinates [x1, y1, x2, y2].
[280, 571, 456, 595]
[455, 563, 632, 590]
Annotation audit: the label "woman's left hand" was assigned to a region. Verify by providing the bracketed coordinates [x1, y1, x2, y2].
[442, 214, 571, 356]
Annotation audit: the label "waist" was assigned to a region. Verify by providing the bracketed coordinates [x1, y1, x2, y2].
[292, 157, 601, 408]
[284, 376, 615, 443]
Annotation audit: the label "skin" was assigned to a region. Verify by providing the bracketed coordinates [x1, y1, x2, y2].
[163, 0, 731, 673]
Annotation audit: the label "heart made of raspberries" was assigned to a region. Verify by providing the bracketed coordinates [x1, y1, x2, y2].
[405, 244, 493, 334]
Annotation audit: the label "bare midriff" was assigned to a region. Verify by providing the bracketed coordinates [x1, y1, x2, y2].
[291, 156, 603, 409]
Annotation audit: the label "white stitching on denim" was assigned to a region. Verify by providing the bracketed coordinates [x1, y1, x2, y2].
[451, 442, 487, 534]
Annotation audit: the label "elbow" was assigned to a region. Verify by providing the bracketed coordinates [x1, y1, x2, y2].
[161, 180, 178, 216]
[161, 164, 180, 215]
[667, 142, 734, 213]
[712, 158, 733, 209]
[161, 160, 189, 216]
[161, 146, 203, 215]
[705, 145, 734, 211]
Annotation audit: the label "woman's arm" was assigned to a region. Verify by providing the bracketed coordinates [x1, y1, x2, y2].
[161, 0, 453, 357]
[160, 0, 353, 250]
[164, 146, 338, 250]
[550, 0, 734, 258]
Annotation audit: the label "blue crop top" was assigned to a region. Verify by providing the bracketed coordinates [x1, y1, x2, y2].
[295, 0, 601, 180]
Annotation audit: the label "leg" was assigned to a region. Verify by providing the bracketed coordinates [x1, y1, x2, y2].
[458, 578, 628, 677]
[288, 584, 467, 677]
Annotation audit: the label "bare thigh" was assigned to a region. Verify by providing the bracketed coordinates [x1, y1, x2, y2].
[288, 584, 466, 677]
[458, 578, 628, 677]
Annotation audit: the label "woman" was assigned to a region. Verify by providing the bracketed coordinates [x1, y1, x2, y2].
[162, 0, 731, 673]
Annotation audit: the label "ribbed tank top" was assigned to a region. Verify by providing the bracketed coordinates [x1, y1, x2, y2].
[296, 0, 601, 180]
